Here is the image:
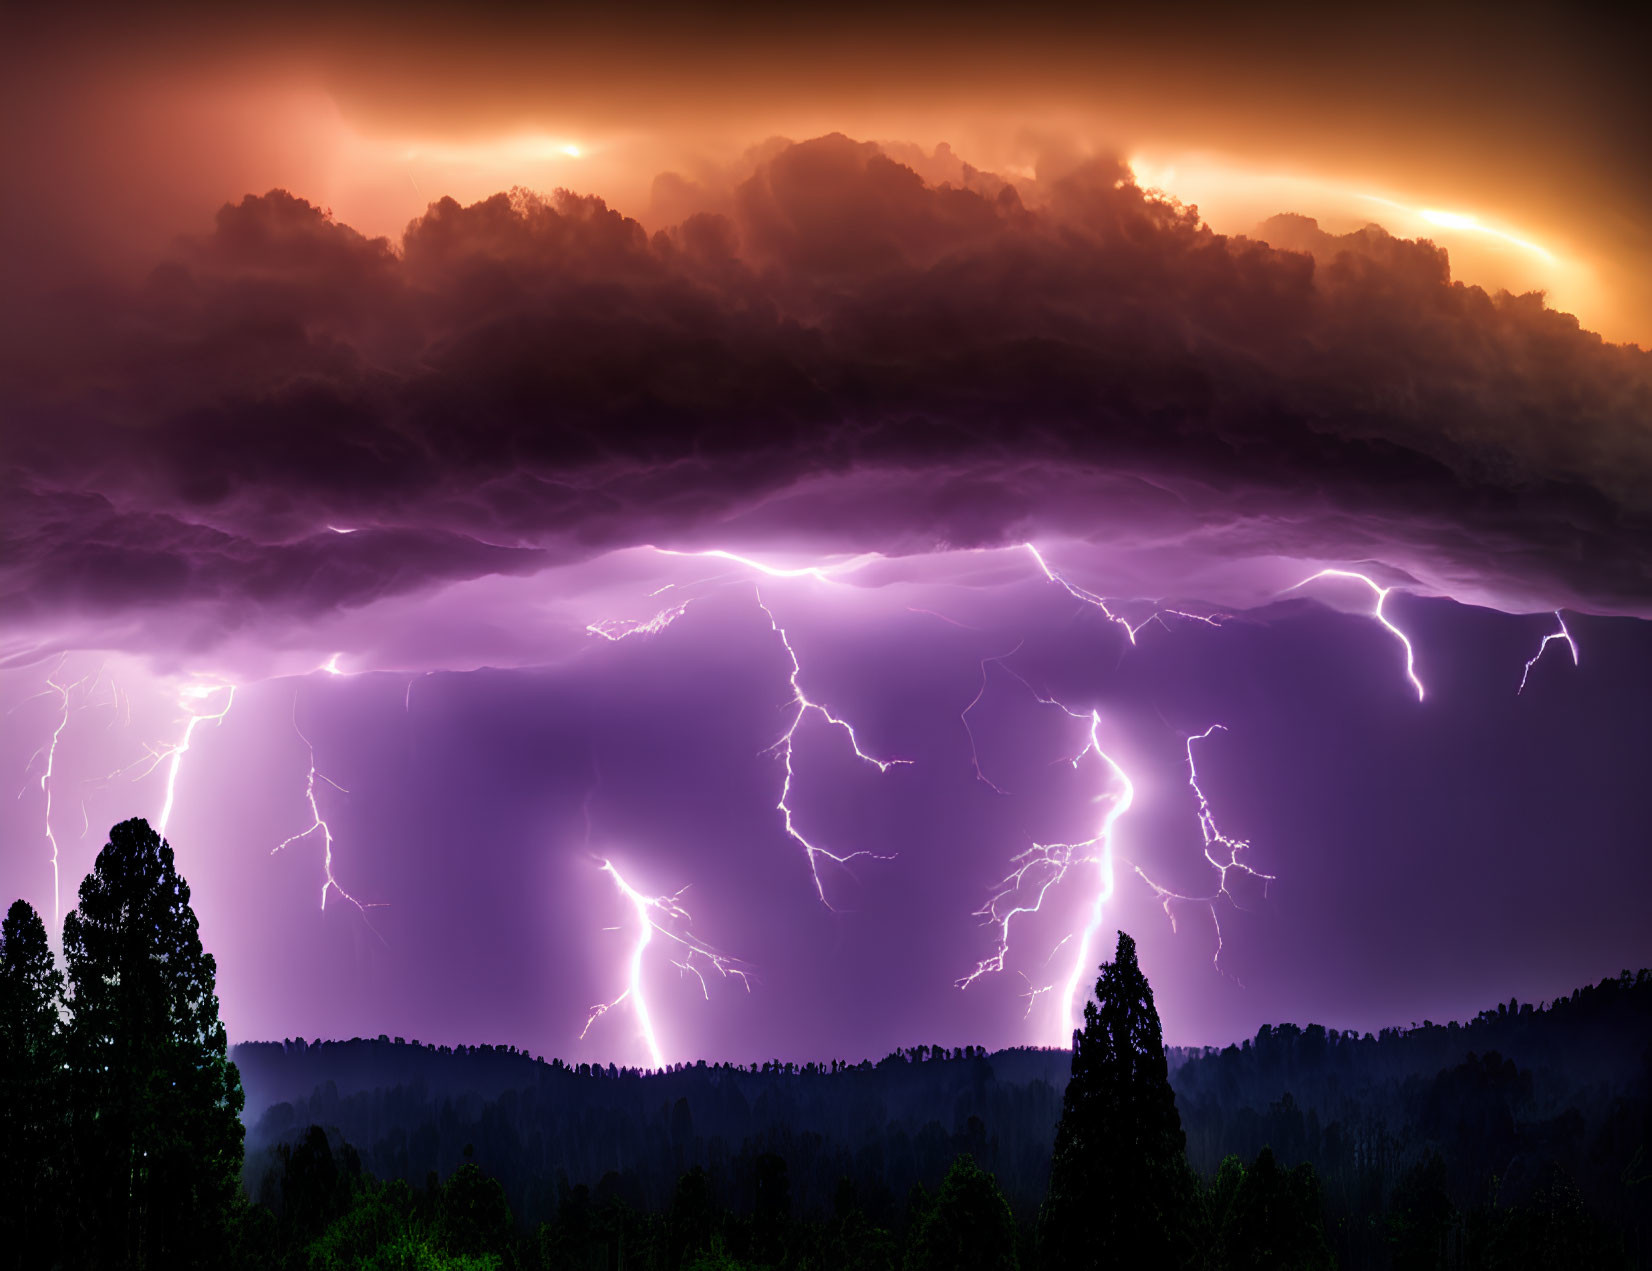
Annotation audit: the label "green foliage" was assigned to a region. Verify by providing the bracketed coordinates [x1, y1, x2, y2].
[307, 1178, 500, 1271]
[683, 1253, 750, 1271]
[1201, 1147, 1334, 1270]
[437, 1161, 515, 1258]
[63, 817, 247, 1269]
[1471, 1168, 1628, 1271]
[904, 1154, 1019, 1271]
[1040, 929, 1196, 1269]
[0, 899, 67, 1269]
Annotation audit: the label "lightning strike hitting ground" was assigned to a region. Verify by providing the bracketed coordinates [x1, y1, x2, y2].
[581, 858, 750, 1069]
[1287, 568, 1426, 700]
[1128, 725, 1275, 977]
[1519, 611, 1580, 694]
[271, 703, 383, 937]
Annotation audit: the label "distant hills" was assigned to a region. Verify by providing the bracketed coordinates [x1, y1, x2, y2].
[236, 969, 1652, 1257]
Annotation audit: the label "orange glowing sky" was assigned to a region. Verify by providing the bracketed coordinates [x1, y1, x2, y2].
[5, 5, 1647, 345]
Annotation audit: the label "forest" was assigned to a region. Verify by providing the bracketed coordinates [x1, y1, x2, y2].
[236, 973, 1652, 1269]
[2, 817, 1648, 1269]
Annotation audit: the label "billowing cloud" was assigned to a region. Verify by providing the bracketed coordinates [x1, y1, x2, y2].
[6, 133, 1651, 669]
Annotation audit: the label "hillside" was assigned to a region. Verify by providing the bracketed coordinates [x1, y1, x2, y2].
[237, 969, 1652, 1265]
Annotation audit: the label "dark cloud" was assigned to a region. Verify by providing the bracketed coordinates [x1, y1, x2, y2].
[5, 133, 1651, 662]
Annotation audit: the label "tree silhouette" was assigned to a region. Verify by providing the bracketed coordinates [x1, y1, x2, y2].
[904, 1154, 1019, 1271]
[0, 899, 67, 1269]
[437, 1158, 514, 1259]
[1206, 1147, 1334, 1270]
[1040, 929, 1195, 1269]
[63, 818, 246, 1270]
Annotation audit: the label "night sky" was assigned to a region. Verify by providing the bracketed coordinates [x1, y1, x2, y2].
[4, 3, 1650, 1069]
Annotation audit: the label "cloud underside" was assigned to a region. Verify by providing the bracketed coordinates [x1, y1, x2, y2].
[5, 133, 1650, 666]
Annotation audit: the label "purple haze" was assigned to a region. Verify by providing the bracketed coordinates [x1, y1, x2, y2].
[3, 137, 1651, 1067]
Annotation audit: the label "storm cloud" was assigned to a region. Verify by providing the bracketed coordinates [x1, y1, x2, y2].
[6, 133, 1650, 666]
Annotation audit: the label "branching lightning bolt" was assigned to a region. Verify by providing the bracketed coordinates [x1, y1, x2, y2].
[1518, 611, 1579, 694]
[584, 547, 878, 642]
[587, 601, 693, 642]
[1286, 568, 1425, 700]
[13, 663, 87, 930]
[107, 680, 237, 836]
[956, 677, 1135, 1043]
[585, 549, 911, 909]
[580, 858, 749, 1069]
[755, 590, 911, 907]
[155, 684, 236, 835]
[1127, 725, 1274, 977]
[1024, 543, 1224, 643]
[1025, 544, 1140, 643]
[960, 644, 1022, 795]
[657, 546, 880, 584]
[271, 702, 384, 938]
[960, 662, 1271, 1030]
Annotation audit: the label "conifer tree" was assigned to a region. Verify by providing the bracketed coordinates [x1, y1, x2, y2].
[1039, 930, 1195, 1269]
[0, 899, 67, 1269]
[63, 818, 245, 1270]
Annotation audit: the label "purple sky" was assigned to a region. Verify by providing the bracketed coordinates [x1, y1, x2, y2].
[3, 550, 1647, 1066]
[4, 131, 1652, 1067]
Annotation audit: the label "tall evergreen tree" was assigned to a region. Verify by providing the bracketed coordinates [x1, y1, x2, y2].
[63, 818, 246, 1270]
[1039, 930, 1195, 1269]
[0, 899, 67, 1269]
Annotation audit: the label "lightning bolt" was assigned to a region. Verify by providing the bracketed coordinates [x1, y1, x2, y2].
[657, 546, 881, 584]
[586, 601, 692, 642]
[755, 590, 911, 908]
[596, 542, 1262, 1025]
[959, 660, 1271, 1032]
[155, 684, 236, 835]
[1024, 543, 1140, 643]
[105, 679, 238, 836]
[1051, 712, 1136, 1044]
[956, 669, 1135, 1044]
[586, 550, 911, 909]
[581, 858, 750, 1069]
[1287, 568, 1426, 700]
[583, 546, 879, 642]
[1128, 724, 1274, 977]
[960, 643, 1022, 795]
[12, 663, 88, 930]
[271, 701, 383, 937]
[1518, 611, 1579, 694]
[1024, 543, 1224, 643]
